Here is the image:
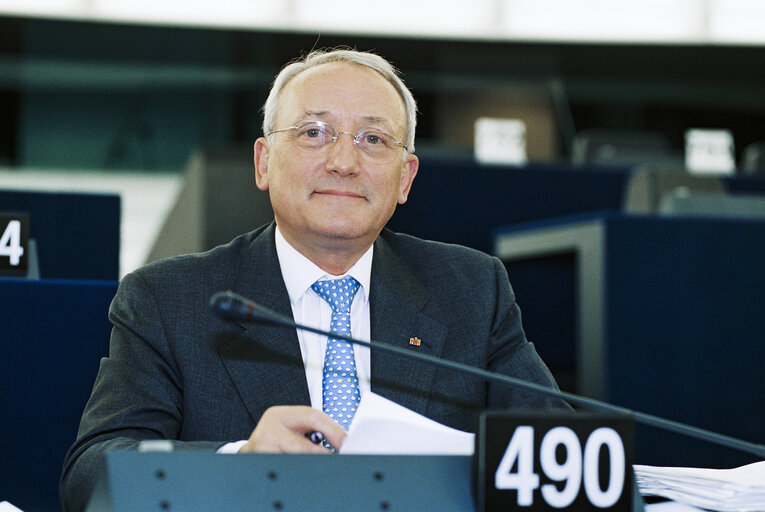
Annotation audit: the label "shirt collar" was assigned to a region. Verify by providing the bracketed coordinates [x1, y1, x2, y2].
[274, 226, 372, 305]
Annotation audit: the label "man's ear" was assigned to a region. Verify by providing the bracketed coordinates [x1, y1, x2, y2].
[254, 137, 270, 191]
[397, 153, 419, 204]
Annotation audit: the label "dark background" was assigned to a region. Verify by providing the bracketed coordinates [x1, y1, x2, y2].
[0, 16, 763, 170]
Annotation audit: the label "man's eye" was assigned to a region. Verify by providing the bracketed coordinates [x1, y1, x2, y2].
[364, 133, 382, 145]
[304, 128, 322, 138]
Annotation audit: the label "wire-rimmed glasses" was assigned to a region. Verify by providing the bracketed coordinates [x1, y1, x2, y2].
[267, 120, 408, 164]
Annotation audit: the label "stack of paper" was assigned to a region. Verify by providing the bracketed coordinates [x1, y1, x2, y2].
[634, 460, 765, 512]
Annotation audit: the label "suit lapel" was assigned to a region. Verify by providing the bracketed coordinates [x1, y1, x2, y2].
[215, 226, 449, 422]
[369, 233, 448, 416]
[217, 224, 311, 422]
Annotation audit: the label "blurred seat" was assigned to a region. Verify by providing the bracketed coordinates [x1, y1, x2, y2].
[623, 166, 724, 214]
[145, 147, 273, 263]
[572, 129, 682, 169]
[624, 165, 765, 219]
[659, 191, 765, 220]
[741, 141, 765, 176]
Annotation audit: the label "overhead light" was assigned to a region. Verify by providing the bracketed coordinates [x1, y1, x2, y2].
[500, 0, 705, 43]
[0, 0, 86, 17]
[707, 0, 765, 44]
[91, 0, 288, 29]
[292, 0, 496, 37]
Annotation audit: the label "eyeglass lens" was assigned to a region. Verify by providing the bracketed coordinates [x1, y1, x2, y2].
[288, 122, 403, 163]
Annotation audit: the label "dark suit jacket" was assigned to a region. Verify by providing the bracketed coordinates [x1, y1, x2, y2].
[60, 223, 567, 512]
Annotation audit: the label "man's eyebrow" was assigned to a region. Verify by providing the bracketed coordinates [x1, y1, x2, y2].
[284, 111, 329, 125]
[299, 112, 399, 133]
[361, 116, 397, 132]
[303, 111, 330, 119]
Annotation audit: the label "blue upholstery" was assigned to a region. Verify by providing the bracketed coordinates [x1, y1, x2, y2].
[1, 278, 117, 512]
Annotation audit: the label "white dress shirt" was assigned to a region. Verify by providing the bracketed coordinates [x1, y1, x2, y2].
[218, 227, 373, 453]
[274, 227, 373, 409]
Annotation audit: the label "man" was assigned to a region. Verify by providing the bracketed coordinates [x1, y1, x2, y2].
[60, 49, 567, 512]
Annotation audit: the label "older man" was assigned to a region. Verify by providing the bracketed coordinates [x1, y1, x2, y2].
[60, 49, 566, 512]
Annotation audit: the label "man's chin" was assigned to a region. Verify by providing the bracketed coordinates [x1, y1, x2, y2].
[308, 220, 381, 244]
[315, 225, 369, 242]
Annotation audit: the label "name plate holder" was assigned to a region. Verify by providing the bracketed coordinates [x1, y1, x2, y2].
[476, 411, 640, 512]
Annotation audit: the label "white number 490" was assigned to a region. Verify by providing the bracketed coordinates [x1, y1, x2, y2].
[495, 425, 625, 508]
[0, 220, 25, 266]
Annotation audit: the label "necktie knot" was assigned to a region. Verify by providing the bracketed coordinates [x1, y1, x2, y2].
[311, 276, 360, 313]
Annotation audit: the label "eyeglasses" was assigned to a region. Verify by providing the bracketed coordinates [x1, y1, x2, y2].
[267, 120, 408, 164]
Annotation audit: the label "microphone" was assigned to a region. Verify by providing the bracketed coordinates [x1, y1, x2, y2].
[209, 290, 765, 458]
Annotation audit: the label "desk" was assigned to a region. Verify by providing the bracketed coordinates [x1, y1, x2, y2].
[1, 278, 117, 512]
[494, 212, 765, 467]
[86, 451, 647, 512]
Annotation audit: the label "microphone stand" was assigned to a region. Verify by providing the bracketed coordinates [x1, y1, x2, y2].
[210, 290, 765, 458]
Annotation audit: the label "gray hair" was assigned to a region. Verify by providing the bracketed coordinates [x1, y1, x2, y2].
[262, 48, 417, 153]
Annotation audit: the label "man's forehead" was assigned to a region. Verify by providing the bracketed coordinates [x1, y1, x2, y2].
[277, 61, 406, 129]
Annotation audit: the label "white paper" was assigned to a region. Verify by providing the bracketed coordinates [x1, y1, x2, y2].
[635, 460, 765, 512]
[340, 391, 474, 455]
[645, 501, 706, 512]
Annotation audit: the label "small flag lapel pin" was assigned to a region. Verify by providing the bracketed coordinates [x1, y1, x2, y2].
[409, 337, 422, 347]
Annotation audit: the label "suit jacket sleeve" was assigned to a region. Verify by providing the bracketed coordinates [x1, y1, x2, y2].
[59, 271, 223, 512]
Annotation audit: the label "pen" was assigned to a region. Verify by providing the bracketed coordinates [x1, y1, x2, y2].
[306, 431, 324, 444]
[305, 431, 337, 453]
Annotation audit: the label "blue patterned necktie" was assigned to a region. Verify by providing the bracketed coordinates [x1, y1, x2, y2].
[311, 276, 361, 431]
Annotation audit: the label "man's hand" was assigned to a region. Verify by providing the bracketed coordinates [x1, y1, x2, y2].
[240, 406, 346, 454]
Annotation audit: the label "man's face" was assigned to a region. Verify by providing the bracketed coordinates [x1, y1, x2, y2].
[254, 62, 418, 259]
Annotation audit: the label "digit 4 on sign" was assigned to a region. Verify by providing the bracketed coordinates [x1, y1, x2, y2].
[495, 426, 539, 506]
[0, 219, 24, 266]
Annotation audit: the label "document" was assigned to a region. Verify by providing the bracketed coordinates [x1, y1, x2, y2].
[635, 460, 765, 512]
[645, 502, 706, 512]
[340, 392, 475, 455]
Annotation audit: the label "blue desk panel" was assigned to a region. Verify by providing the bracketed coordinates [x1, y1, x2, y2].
[495, 213, 764, 468]
[388, 159, 628, 255]
[604, 214, 764, 468]
[389, 157, 765, 256]
[0, 189, 120, 280]
[1, 278, 117, 512]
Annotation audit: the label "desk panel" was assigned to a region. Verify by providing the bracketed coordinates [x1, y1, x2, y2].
[1, 278, 117, 512]
[495, 213, 765, 467]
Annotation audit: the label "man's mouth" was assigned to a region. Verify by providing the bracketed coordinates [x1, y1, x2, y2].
[313, 189, 366, 199]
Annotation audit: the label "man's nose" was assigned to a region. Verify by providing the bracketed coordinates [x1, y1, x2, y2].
[326, 133, 360, 175]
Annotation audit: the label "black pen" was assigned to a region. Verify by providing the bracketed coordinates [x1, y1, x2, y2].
[305, 431, 336, 453]
[306, 431, 324, 444]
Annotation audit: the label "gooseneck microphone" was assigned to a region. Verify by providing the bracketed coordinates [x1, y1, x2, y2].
[209, 290, 765, 458]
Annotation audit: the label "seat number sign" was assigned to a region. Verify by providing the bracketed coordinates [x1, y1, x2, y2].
[0, 213, 29, 276]
[477, 412, 633, 511]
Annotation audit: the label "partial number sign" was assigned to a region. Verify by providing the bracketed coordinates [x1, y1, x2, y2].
[477, 412, 634, 511]
[0, 212, 29, 276]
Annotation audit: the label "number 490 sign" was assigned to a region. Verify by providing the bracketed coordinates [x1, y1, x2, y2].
[476, 412, 634, 511]
[0, 213, 29, 276]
